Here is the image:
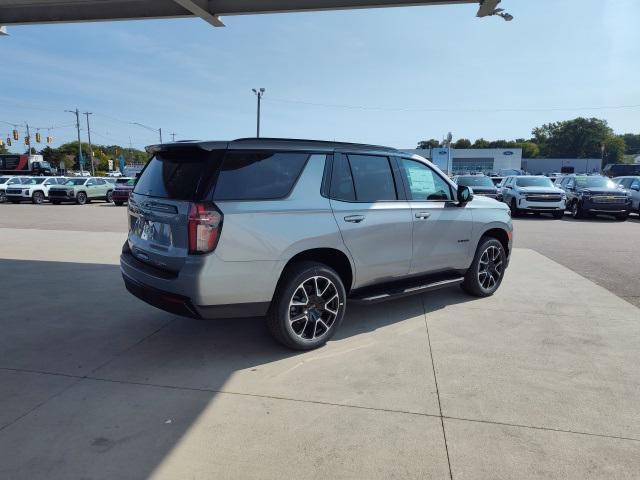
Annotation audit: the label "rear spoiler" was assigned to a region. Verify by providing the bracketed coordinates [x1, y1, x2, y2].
[145, 141, 229, 155]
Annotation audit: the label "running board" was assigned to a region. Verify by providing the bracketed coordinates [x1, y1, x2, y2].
[349, 274, 464, 304]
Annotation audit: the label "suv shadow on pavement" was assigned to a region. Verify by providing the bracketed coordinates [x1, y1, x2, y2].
[0, 258, 473, 479]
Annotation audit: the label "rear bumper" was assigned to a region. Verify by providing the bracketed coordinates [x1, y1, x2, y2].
[122, 270, 270, 319]
[120, 243, 278, 319]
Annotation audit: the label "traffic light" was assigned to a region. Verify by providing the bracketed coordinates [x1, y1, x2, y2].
[24, 135, 30, 146]
[12, 129, 19, 141]
[6, 137, 11, 146]
[46, 135, 53, 144]
[35, 131, 42, 143]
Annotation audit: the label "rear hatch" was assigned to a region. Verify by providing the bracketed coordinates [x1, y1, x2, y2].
[127, 145, 225, 274]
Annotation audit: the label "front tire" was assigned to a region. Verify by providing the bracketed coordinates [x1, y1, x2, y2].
[0, 192, 5, 203]
[571, 200, 583, 219]
[76, 192, 87, 205]
[462, 237, 506, 297]
[267, 261, 346, 350]
[32, 191, 45, 204]
[510, 198, 520, 217]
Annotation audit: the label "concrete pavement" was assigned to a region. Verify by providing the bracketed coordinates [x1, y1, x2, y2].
[1, 204, 639, 479]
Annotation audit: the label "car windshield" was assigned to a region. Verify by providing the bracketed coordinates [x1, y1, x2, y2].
[22, 178, 46, 185]
[574, 176, 616, 188]
[457, 176, 494, 187]
[516, 177, 553, 188]
[63, 179, 86, 186]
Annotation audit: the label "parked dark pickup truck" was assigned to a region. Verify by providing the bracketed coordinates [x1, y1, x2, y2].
[558, 175, 632, 220]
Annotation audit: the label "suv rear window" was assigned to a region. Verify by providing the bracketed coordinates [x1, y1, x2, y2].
[212, 151, 309, 200]
[133, 148, 222, 200]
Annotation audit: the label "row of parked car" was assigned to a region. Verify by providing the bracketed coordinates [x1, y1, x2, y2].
[0, 175, 135, 205]
[453, 173, 640, 221]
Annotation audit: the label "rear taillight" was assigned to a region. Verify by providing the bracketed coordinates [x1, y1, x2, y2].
[188, 203, 223, 254]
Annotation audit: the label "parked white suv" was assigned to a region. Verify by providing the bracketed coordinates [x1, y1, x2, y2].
[500, 175, 566, 218]
[0, 176, 30, 203]
[5, 176, 66, 204]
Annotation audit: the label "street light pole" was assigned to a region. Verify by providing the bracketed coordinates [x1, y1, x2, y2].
[66, 108, 84, 175]
[83, 112, 95, 176]
[252, 88, 265, 138]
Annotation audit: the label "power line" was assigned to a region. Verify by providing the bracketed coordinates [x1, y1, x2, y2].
[263, 97, 640, 114]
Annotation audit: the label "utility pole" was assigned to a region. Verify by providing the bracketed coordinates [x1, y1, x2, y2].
[83, 112, 95, 176]
[159, 127, 163, 144]
[170, 132, 177, 142]
[65, 108, 84, 175]
[252, 88, 265, 138]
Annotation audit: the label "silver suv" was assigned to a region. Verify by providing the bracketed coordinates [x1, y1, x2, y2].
[121, 139, 512, 350]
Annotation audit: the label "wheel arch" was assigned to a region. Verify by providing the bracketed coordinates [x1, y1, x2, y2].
[480, 227, 511, 258]
[276, 248, 354, 296]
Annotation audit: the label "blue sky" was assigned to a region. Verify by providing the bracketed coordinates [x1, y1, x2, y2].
[0, 0, 638, 152]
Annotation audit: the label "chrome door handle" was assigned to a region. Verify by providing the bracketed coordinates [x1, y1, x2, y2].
[344, 215, 365, 223]
[415, 212, 431, 219]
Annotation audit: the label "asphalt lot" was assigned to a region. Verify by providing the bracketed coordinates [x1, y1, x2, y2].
[1, 203, 639, 479]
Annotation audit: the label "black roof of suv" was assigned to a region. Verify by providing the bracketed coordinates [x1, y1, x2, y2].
[147, 138, 401, 155]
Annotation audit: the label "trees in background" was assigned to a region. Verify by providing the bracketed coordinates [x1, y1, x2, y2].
[419, 117, 631, 165]
[38, 142, 148, 171]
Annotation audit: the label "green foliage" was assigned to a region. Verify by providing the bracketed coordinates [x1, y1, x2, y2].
[603, 136, 625, 165]
[453, 138, 472, 149]
[0, 143, 8, 154]
[532, 117, 614, 158]
[515, 141, 540, 159]
[472, 138, 490, 148]
[38, 142, 148, 171]
[416, 139, 441, 149]
[619, 133, 640, 155]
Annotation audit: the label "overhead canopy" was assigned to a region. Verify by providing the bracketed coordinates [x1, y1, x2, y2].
[1, 0, 483, 28]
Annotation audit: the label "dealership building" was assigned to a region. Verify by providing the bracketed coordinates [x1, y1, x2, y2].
[405, 148, 601, 175]
[405, 148, 523, 175]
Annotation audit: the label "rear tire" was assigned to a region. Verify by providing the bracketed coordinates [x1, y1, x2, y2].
[106, 190, 113, 203]
[76, 192, 87, 205]
[461, 237, 506, 297]
[267, 261, 346, 350]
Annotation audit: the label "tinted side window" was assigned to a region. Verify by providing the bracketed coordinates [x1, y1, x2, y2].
[400, 159, 453, 201]
[330, 154, 355, 201]
[213, 151, 310, 201]
[347, 154, 397, 202]
[96, 179, 106, 185]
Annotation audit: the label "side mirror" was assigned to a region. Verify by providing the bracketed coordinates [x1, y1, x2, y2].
[457, 185, 473, 205]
